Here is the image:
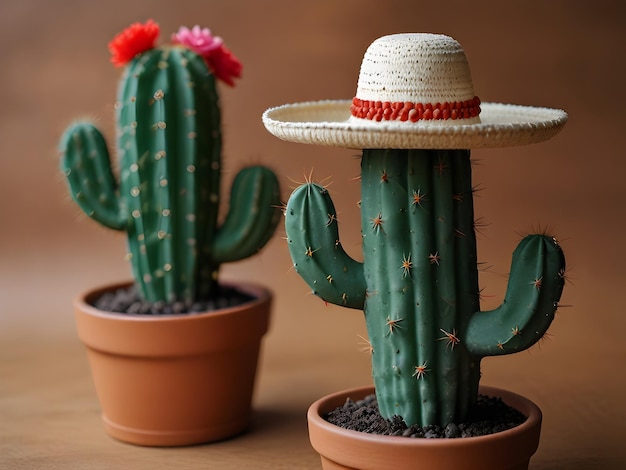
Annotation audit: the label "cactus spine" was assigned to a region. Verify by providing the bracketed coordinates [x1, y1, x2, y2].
[285, 148, 565, 427]
[60, 45, 281, 303]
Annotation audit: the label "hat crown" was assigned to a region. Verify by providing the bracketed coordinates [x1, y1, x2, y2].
[356, 33, 475, 103]
[352, 33, 480, 125]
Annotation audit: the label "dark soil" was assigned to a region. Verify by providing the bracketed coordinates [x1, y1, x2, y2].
[91, 284, 254, 315]
[325, 393, 526, 439]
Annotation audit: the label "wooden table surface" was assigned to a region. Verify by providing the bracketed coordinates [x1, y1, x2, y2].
[1, 1, 625, 468]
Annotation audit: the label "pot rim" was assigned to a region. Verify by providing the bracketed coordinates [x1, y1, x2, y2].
[74, 279, 273, 356]
[75, 279, 273, 323]
[308, 384, 542, 449]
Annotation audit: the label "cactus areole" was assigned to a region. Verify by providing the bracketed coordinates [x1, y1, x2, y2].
[269, 34, 568, 428]
[60, 20, 281, 304]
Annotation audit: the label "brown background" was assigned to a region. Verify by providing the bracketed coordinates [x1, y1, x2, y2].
[1, 0, 625, 468]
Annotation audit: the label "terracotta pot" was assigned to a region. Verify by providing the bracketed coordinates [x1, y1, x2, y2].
[74, 280, 272, 447]
[308, 385, 542, 470]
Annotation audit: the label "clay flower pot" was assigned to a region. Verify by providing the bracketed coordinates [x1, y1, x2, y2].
[74, 281, 272, 447]
[308, 385, 542, 470]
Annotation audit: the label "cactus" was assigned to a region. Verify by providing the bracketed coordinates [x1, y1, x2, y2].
[285, 148, 565, 427]
[60, 21, 281, 303]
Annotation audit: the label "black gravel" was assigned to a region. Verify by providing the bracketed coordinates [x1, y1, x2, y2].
[325, 393, 526, 438]
[91, 284, 254, 315]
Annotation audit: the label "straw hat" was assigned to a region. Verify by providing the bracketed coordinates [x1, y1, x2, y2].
[262, 33, 567, 149]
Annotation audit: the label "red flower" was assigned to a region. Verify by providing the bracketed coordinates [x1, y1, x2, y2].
[108, 19, 160, 67]
[205, 45, 242, 87]
[172, 25, 242, 86]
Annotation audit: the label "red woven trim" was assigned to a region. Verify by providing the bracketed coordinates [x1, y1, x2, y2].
[350, 96, 481, 122]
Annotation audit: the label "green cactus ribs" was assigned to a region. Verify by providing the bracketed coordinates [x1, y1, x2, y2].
[60, 44, 281, 304]
[285, 148, 566, 427]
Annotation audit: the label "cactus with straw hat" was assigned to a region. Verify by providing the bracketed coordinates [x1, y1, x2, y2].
[264, 33, 567, 427]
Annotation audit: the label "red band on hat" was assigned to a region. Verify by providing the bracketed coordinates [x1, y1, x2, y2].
[350, 96, 481, 122]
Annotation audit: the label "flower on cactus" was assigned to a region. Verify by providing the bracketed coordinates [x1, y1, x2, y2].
[108, 19, 160, 67]
[107, 20, 241, 86]
[172, 25, 242, 86]
[172, 25, 224, 55]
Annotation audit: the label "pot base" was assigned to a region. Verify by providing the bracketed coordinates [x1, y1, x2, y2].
[319, 455, 530, 470]
[101, 412, 250, 447]
[308, 385, 542, 470]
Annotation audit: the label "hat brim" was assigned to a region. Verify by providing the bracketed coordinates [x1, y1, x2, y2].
[263, 100, 567, 149]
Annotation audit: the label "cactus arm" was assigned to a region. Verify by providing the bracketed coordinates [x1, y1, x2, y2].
[212, 166, 282, 263]
[59, 122, 126, 231]
[465, 234, 566, 357]
[285, 183, 366, 309]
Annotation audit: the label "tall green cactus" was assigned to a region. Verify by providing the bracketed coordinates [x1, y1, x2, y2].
[285, 148, 565, 427]
[60, 32, 281, 304]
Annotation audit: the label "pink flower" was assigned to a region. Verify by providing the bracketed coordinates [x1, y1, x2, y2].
[172, 25, 223, 55]
[172, 25, 242, 86]
[108, 19, 160, 67]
